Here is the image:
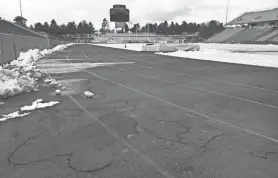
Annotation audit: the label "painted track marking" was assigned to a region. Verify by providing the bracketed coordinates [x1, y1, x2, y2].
[85, 48, 278, 93]
[43, 48, 175, 178]
[59, 49, 278, 144]
[83, 52, 278, 110]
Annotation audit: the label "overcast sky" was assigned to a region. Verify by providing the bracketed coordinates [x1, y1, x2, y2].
[1, 0, 278, 29]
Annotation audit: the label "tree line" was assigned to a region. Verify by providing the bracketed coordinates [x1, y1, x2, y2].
[96, 18, 225, 39]
[13, 16, 225, 39]
[122, 20, 225, 38]
[30, 19, 95, 36]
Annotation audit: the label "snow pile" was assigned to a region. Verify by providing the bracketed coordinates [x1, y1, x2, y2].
[0, 111, 31, 122]
[0, 43, 73, 100]
[44, 78, 59, 86]
[55, 89, 61, 95]
[41, 43, 74, 56]
[84, 91, 94, 98]
[21, 99, 59, 111]
[158, 44, 278, 68]
[0, 99, 59, 122]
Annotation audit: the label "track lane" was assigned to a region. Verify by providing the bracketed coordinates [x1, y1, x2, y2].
[36, 44, 278, 177]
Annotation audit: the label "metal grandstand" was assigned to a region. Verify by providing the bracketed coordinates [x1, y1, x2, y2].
[228, 8, 278, 25]
[206, 7, 278, 44]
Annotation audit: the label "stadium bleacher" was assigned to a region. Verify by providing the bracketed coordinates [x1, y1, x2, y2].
[257, 28, 278, 41]
[206, 28, 244, 43]
[207, 8, 278, 44]
[228, 8, 278, 25]
[269, 33, 278, 42]
[225, 27, 272, 43]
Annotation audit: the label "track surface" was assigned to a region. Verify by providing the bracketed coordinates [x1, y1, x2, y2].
[1, 44, 278, 178]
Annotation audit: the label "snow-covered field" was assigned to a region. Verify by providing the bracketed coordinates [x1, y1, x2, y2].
[91, 43, 144, 51]
[94, 43, 278, 68]
[158, 49, 278, 68]
[190, 43, 278, 52]
[159, 43, 278, 68]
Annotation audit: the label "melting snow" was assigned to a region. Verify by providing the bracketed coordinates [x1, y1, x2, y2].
[0, 43, 74, 99]
[94, 43, 278, 68]
[84, 91, 94, 98]
[0, 111, 31, 122]
[91, 43, 145, 51]
[157, 48, 278, 68]
[42, 62, 135, 74]
[21, 99, 59, 111]
[0, 99, 59, 122]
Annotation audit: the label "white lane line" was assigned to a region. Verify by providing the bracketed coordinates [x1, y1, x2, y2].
[110, 66, 278, 109]
[85, 51, 278, 93]
[83, 53, 278, 110]
[45, 51, 174, 178]
[133, 65, 278, 93]
[67, 50, 73, 58]
[68, 96, 174, 178]
[81, 53, 278, 144]
[88, 44, 278, 84]
[218, 65, 238, 69]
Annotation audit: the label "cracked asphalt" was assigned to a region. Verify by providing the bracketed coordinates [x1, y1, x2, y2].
[1, 44, 278, 178]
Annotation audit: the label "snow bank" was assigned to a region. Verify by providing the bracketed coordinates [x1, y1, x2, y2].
[93, 42, 278, 68]
[142, 44, 200, 52]
[158, 48, 278, 68]
[91, 43, 145, 51]
[0, 43, 74, 99]
[190, 43, 278, 52]
[92, 42, 278, 53]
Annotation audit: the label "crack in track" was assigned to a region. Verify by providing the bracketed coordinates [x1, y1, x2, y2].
[7, 135, 42, 165]
[7, 139, 74, 166]
[6, 99, 136, 168]
[249, 151, 278, 160]
[67, 154, 113, 173]
[6, 110, 117, 168]
[8, 146, 112, 174]
[201, 132, 225, 148]
[7, 138, 32, 165]
[128, 115, 194, 146]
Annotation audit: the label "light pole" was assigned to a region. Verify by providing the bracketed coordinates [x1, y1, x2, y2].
[136, 23, 137, 40]
[20, 0, 23, 17]
[145, 22, 147, 39]
[225, 0, 230, 25]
